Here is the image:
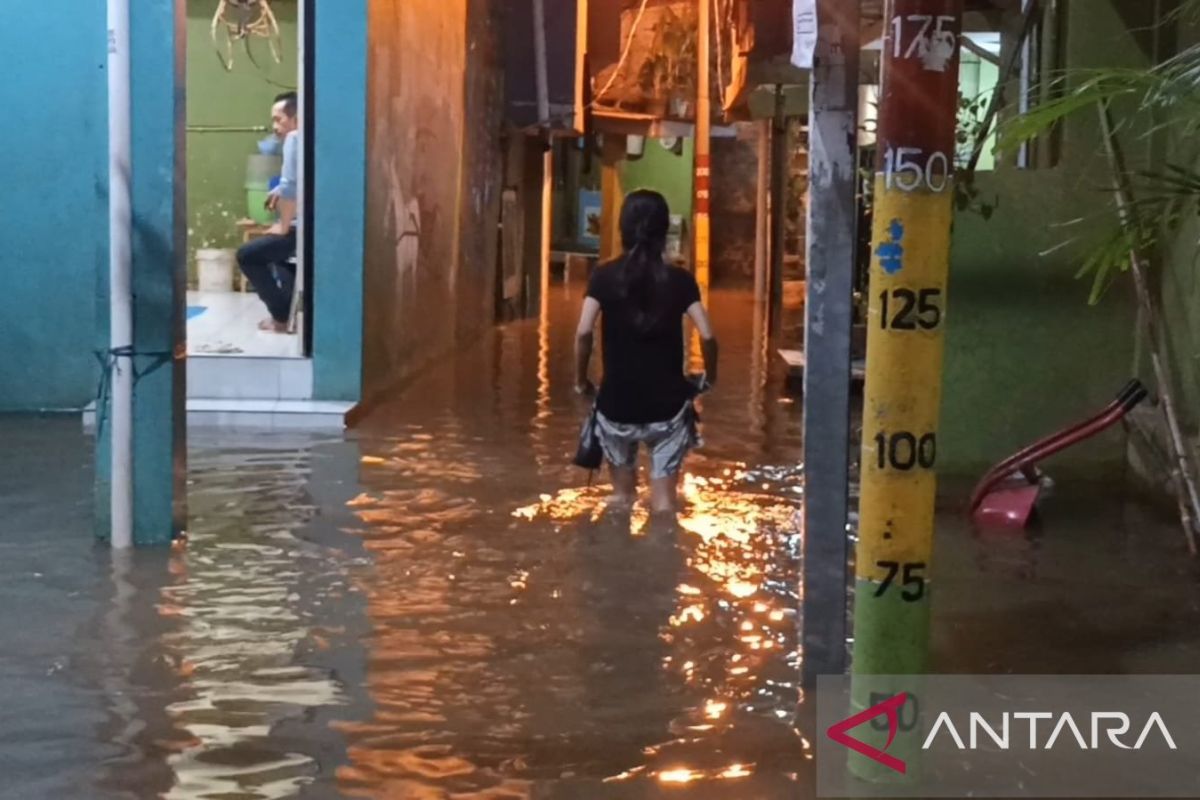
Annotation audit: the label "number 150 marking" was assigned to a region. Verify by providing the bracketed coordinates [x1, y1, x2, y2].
[884, 147, 951, 193]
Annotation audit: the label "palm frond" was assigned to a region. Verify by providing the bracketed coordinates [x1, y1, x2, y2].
[997, 18, 1200, 305]
[997, 71, 1145, 151]
[1000, 38, 1200, 151]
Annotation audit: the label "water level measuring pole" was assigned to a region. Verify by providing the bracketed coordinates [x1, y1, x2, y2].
[849, 0, 962, 774]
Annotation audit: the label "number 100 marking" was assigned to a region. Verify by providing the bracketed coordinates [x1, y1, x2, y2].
[875, 431, 937, 471]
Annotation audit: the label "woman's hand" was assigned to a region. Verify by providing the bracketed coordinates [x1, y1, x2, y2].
[575, 379, 597, 397]
[687, 372, 713, 395]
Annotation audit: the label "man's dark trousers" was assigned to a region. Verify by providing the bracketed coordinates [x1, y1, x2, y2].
[237, 228, 297, 323]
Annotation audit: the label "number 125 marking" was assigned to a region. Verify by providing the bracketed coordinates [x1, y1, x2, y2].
[879, 288, 943, 331]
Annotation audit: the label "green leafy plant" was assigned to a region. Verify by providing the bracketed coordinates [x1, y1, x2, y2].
[998, 5, 1200, 303]
[956, 92, 998, 221]
[992, 8, 1200, 549]
[636, 6, 697, 116]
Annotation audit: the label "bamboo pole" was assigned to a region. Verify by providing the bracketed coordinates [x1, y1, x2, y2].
[755, 119, 770, 303]
[1098, 102, 1200, 556]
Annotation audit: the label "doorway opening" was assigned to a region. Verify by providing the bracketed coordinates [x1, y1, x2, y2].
[185, 0, 311, 360]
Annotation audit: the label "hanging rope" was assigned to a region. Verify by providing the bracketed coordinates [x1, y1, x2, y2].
[714, 0, 726, 110]
[591, 0, 653, 107]
[92, 347, 175, 440]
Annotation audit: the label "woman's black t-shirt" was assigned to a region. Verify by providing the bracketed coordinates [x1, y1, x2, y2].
[586, 259, 702, 425]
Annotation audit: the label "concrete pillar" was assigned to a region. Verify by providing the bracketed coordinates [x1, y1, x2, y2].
[768, 88, 789, 335]
[96, 0, 187, 545]
[599, 134, 625, 263]
[801, 0, 860, 685]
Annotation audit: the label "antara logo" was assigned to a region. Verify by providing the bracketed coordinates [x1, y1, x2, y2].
[923, 711, 1178, 751]
[826, 692, 910, 775]
[826, 693, 1179, 774]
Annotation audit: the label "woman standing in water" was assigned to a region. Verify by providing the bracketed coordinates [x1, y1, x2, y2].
[574, 190, 719, 514]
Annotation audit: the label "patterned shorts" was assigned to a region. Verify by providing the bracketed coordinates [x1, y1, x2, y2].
[595, 401, 701, 479]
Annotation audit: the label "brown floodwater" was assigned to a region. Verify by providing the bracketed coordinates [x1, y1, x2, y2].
[3, 284, 1200, 800]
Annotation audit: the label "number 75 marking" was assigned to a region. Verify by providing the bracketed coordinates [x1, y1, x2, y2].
[874, 561, 927, 602]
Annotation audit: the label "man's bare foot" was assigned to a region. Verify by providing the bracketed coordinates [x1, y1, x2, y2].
[258, 318, 288, 333]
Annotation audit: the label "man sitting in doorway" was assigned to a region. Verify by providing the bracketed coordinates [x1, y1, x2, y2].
[238, 91, 300, 333]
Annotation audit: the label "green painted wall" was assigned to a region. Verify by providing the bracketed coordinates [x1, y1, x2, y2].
[620, 137, 694, 220]
[186, 0, 298, 273]
[1157, 16, 1200, 430]
[942, 0, 1153, 476]
[1161, 173, 1200, 424]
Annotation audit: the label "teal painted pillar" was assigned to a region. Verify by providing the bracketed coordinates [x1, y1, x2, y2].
[313, 0, 366, 402]
[96, 0, 187, 545]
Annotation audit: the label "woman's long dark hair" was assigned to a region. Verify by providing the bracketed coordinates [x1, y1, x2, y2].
[617, 189, 671, 334]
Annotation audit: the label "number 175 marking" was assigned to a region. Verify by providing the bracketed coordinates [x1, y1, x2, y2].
[891, 14, 956, 60]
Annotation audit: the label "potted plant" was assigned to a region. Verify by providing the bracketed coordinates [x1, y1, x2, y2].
[635, 5, 697, 119]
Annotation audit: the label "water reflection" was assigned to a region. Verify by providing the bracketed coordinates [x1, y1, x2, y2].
[338, 285, 806, 796]
[157, 438, 354, 799]
[9, 284, 1200, 797]
[9, 286, 803, 800]
[93, 550, 183, 800]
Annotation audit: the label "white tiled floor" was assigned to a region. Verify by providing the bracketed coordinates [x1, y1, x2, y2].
[187, 290, 301, 358]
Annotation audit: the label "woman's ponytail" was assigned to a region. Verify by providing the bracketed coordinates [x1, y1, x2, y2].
[616, 190, 671, 334]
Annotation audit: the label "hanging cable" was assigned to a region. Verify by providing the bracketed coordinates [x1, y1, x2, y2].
[591, 0, 652, 106]
[525, 0, 652, 131]
[714, 0, 726, 110]
[714, 0, 739, 111]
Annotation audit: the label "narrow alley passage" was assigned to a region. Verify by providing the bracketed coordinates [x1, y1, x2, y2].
[6, 284, 1200, 800]
[4, 285, 808, 799]
[333, 285, 807, 796]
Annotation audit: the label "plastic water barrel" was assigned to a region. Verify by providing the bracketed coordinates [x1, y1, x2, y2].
[196, 248, 236, 292]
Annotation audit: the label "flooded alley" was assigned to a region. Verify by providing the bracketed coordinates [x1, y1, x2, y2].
[5, 286, 1200, 800]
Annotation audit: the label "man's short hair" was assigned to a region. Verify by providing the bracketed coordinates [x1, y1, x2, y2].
[274, 91, 298, 119]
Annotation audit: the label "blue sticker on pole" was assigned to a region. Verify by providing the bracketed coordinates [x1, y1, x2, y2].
[877, 219, 905, 275]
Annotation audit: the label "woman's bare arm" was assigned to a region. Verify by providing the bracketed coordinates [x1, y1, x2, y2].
[686, 301, 719, 385]
[574, 297, 601, 393]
